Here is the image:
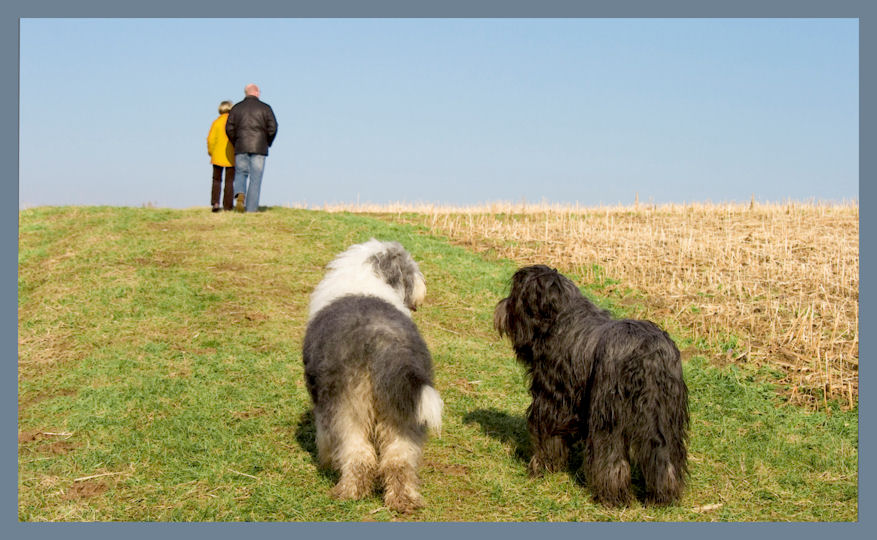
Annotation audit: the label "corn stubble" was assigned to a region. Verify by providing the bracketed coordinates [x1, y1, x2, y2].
[318, 200, 858, 410]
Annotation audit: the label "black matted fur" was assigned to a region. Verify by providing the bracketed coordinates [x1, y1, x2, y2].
[494, 265, 689, 506]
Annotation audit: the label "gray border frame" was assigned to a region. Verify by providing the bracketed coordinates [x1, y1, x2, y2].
[6, 0, 870, 538]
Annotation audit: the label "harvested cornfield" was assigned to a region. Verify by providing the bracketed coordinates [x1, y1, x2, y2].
[318, 201, 859, 410]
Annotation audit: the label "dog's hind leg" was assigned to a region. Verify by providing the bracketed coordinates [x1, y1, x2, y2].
[375, 418, 426, 513]
[630, 396, 688, 505]
[629, 342, 689, 505]
[314, 409, 335, 469]
[585, 358, 633, 506]
[585, 427, 632, 507]
[329, 381, 378, 500]
[633, 442, 685, 506]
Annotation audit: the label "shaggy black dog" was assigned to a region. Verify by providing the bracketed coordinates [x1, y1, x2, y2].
[494, 265, 689, 506]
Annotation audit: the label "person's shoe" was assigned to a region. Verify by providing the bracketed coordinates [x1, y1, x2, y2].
[234, 194, 245, 213]
[212, 204, 221, 213]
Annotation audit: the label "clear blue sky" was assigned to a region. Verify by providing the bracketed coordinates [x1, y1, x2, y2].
[19, 18, 858, 208]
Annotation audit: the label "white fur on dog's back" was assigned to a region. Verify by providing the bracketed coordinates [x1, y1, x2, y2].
[417, 385, 443, 437]
[308, 239, 412, 321]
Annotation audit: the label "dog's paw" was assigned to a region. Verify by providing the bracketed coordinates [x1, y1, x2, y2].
[593, 490, 633, 508]
[384, 489, 424, 514]
[527, 457, 546, 477]
[529, 454, 567, 476]
[381, 464, 424, 513]
[331, 475, 374, 500]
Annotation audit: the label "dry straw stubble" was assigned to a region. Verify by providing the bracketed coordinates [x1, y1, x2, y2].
[314, 200, 858, 410]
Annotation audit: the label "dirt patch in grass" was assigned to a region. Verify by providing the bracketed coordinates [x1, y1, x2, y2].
[19, 389, 77, 411]
[232, 407, 267, 420]
[45, 441, 77, 455]
[18, 430, 44, 444]
[19, 430, 79, 456]
[63, 480, 108, 500]
[423, 460, 470, 477]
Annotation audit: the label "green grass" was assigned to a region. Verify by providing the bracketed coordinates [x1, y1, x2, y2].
[18, 206, 857, 521]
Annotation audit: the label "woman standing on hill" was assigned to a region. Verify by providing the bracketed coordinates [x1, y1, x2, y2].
[206, 101, 236, 212]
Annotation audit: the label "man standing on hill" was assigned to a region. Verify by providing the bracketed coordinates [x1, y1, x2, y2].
[225, 84, 278, 213]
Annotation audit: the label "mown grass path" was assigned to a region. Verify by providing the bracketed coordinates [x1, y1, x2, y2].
[18, 207, 857, 521]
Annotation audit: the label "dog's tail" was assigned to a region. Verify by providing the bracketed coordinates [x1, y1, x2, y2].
[416, 385, 444, 437]
[371, 349, 443, 437]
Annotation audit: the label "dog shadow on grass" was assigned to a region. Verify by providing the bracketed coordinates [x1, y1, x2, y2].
[463, 408, 651, 496]
[462, 408, 532, 464]
[463, 407, 584, 475]
[293, 408, 339, 483]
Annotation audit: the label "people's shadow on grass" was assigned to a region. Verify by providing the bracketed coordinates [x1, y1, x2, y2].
[293, 408, 338, 483]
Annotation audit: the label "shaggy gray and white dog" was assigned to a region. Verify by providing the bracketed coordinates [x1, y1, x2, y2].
[303, 239, 443, 513]
[494, 265, 689, 507]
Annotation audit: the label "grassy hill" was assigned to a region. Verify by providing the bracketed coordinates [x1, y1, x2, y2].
[17, 206, 857, 521]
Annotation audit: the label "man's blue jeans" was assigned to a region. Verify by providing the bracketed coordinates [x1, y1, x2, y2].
[233, 153, 267, 212]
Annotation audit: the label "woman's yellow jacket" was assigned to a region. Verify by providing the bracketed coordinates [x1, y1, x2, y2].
[207, 113, 235, 167]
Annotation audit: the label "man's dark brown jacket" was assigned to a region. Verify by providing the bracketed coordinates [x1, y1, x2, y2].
[225, 96, 278, 156]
